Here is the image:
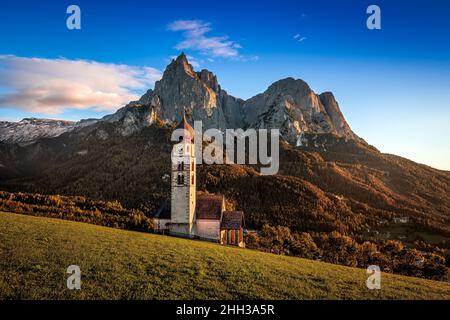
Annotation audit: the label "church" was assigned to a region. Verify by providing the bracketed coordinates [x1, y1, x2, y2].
[153, 115, 245, 247]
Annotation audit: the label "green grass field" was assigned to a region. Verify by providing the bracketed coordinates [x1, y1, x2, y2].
[1, 211, 449, 300]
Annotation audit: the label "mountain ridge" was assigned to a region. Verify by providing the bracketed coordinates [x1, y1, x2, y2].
[0, 117, 97, 145]
[0, 53, 360, 146]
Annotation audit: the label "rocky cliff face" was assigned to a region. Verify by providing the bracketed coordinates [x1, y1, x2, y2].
[138, 53, 359, 144]
[135, 54, 359, 145]
[243, 79, 365, 145]
[243, 78, 341, 145]
[0, 53, 360, 145]
[319, 92, 358, 140]
[139, 53, 245, 131]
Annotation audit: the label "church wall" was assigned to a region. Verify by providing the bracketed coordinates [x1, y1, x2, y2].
[195, 220, 220, 241]
[171, 183, 191, 224]
[169, 223, 194, 238]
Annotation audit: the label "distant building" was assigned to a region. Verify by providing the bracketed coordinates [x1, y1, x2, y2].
[153, 115, 245, 247]
[393, 217, 409, 224]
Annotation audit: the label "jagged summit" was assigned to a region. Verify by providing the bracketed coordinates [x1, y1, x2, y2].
[166, 52, 197, 78]
[242, 74, 360, 144]
[319, 92, 357, 140]
[197, 69, 220, 93]
[140, 53, 241, 131]
[137, 53, 360, 144]
[1, 53, 360, 145]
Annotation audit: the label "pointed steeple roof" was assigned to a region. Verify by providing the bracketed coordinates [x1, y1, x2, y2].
[175, 112, 195, 142]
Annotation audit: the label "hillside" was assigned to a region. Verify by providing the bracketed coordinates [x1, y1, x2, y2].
[1, 211, 449, 300]
[1, 121, 449, 239]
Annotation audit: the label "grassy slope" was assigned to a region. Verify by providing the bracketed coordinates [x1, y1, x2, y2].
[1, 212, 449, 300]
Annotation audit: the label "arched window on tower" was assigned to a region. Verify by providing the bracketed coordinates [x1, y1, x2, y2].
[191, 174, 194, 184]
[178, 161, 184, 171]
[177, 174, 184, 185]
[192, 161, 194, 171]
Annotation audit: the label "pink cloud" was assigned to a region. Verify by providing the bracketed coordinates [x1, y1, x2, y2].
[0, 55, 162, 115]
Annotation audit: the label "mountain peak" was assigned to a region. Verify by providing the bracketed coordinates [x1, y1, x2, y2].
[167, 52, 196, 78]
[196, 69, 220, 93]
[319, 91, 358, 140]
[175, 51, 188, 63]
[267, 77, 312, 95]
[141, 52, 233, 129]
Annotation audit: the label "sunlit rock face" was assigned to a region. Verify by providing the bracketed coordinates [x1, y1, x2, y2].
[319, 92, 359, 140]
[138, 54, 359, 144]
[140, 53, 244, 131]
[242, 77, 358, 144]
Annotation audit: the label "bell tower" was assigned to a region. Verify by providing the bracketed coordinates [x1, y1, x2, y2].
[169, 114, 196, 237]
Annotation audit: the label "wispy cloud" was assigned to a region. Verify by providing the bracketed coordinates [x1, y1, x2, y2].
[293, 34, 307, 42]
[167, 20, 242, 59]
[0, 55, 162, 115]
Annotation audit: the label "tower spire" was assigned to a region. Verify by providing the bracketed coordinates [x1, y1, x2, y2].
[175, 108, 195, 142]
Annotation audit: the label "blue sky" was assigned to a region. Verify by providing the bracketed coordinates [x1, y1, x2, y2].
[0, 0, 449, 170]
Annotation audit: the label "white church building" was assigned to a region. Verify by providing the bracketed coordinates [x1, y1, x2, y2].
[153, 115, 245, 247]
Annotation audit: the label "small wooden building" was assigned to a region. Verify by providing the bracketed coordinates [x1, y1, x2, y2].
[220, 211, 245, 247]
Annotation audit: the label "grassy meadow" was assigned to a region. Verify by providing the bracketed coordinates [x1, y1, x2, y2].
[0, 211, 449, 300]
